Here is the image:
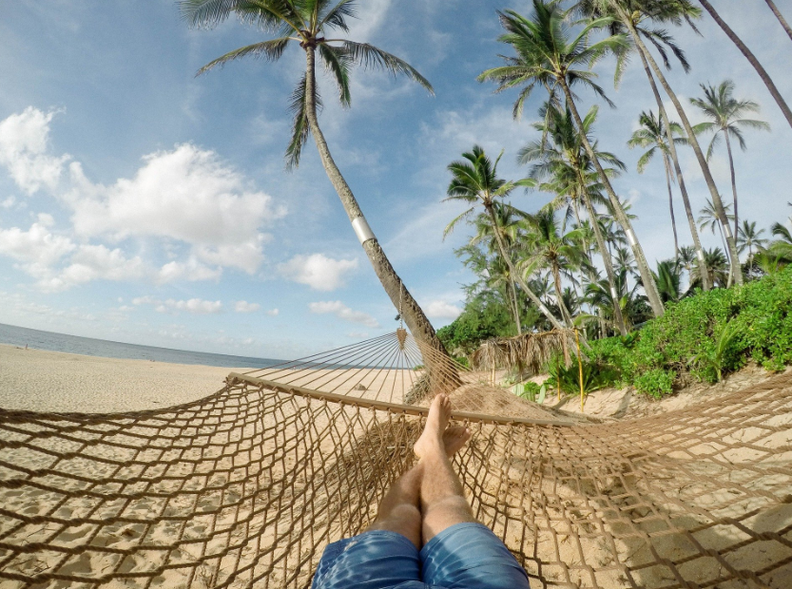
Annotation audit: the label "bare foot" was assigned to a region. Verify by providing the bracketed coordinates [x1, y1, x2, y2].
[414, 394, 452, 459]
[443, 425, 471, 457]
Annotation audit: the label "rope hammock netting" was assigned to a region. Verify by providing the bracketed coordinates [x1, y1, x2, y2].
[0, 330, 791, 588]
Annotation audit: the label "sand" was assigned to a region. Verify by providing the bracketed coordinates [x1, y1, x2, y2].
[0, 343, 246, 413]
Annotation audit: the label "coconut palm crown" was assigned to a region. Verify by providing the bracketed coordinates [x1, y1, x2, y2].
[180, 0, 432, 168]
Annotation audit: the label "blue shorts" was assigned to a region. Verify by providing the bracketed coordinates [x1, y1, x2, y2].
[311, 522, 531, 589]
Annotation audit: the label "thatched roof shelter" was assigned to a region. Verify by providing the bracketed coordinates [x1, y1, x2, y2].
[470, 329, 579, 375]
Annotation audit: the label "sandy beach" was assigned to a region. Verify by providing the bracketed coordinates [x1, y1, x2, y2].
[0, 343, 247, 413]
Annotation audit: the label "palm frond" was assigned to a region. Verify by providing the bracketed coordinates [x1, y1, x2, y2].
[318, 43, 352, 106]
[196, 38, 291, 75]
[285, 73, 321, 169]
[343, 42, 434, 94]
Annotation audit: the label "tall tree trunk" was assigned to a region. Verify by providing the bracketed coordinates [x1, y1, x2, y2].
[509, 277, 523, 335]
[579, 180, 628, 335]
[303, 49, 457, 385]
[663, 155, 680, 259]
[764, 0, 792, 42]
[631, 45, 710, 289]
[551, 263, 574, 326]
[622, 15, 743, 286]
[558, 81, 666, 317]
[484, 205, 566, 330]
[723, 131, 740, 243]
[698, 0, 792, 130]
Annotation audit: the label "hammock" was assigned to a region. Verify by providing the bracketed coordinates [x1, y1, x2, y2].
[0, 330, 790, 589]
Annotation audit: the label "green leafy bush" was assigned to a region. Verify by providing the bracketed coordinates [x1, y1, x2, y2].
[588, 267, 792, 398]
[634, 368, 676, 398]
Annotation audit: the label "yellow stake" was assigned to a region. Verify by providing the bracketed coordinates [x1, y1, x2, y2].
[575, 328, 584, 412]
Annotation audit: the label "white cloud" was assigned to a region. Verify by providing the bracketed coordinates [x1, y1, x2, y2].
[133, 296, 223, 315]
[0, 107, 69, 194]
[65, 144, 284, 272]
[0, 216, 75, 266]
[234, 300, 261, 313]
[425, 300, 462, 320]
[278, 253, 358, 291]
[1, 196, 16, 209]
[47, 244, 146, 291]
[266, 308, 279, 316]
[309, 300, 380, 328]
[157, 258, 222, 283]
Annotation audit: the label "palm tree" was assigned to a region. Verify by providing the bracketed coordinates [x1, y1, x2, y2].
[468, 207, 526, 334]
[521, 102, 629, 334]
[652, 259, 686, 303]
[519, 209, 587, 326]
[585, 267, 651, 331]
[764, 0, 792, 42]
[628, 110, 690, 259]
[698, 199, 734, 255]
[696, 0, 792, 129]
[694, 247, 730, 288]
[443, 145, 565, 330]
[478, 0, 666, 318]
[573, 0, 713, 292]
[690, 80, 770, 239]
[589, 0, 743, 286]
[180, 0, 444, 350]
[737, 221, 768, 265]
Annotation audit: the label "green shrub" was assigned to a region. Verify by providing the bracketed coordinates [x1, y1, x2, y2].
[587, 267, 792, 398]
[634, 368, 676, 398]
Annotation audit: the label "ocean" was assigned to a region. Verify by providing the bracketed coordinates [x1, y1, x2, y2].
[0, 322, 284, 369]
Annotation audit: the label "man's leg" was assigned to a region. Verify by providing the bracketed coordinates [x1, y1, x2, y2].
[414, 393, 475, 543]
[415, 394, 532, 589]
[364, 461, 423, 548]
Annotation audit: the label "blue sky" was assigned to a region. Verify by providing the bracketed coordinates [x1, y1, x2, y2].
[0, 0, 791, 360]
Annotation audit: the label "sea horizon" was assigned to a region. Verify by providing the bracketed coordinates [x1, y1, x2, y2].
[0, 322, 285, 370]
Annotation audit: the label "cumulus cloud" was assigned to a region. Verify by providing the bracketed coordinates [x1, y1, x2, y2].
[157, 258, 223, 283]
[0, 108, 287, 289]
[133, 296, 223, 315]
[65, 143, 284, 272]
[266, 308, 279, 316]
[0, 107, 69, 195]
[234, 300, 261, 313]
[278, 253, 358, 291]
[425, 300, 462, 320]
[308, 300, 380, 328]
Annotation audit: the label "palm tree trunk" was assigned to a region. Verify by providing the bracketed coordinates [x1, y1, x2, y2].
[723, 131, 740, 244]
[303, 48, 456, 381]
[764, 0, 792, 42]
[551, 263, 574, 326]
[622, 15, 743, 286]
[558, 81, 666, 317]
[663, 155, 680, 259]
[484, 206, 566, 330]
[579, 182, 628, 335]
[631, 49, 711, 290]
[509, 278, 523, 335]
[697, 0, 792, 130]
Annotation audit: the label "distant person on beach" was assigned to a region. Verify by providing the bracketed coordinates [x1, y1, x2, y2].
[311, 393, 531, 589]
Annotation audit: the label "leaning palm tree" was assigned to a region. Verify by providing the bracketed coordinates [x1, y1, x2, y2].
[518, 209, 587, 327]
[628, 110, 691, 259]
[573, 0, 712, 292]
[690, 80, 770, 239]
[764, 0, 792, 42]
[180, 0, 444, 351]
[696, 0, 792, 129]
[443, 145, 565, 330]
[478, 0, 666, 318]
[581, 0, 742, 286]
[522, 102, 629, 334]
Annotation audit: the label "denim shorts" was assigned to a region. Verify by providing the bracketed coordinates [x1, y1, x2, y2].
[311, 522, 531, 589]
